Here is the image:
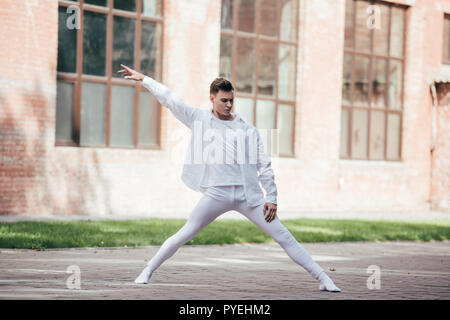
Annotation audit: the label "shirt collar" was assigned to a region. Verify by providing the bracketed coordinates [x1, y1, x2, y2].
[209, 109, 240, 122]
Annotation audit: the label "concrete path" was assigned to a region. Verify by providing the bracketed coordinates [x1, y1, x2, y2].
[0, 240, 449, 300]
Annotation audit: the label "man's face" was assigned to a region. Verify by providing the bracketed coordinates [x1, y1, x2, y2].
[210, 90, 234, 117]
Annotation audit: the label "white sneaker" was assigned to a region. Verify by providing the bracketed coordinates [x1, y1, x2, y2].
[134, 266, 152, 284]
[319, 279, 341, 292]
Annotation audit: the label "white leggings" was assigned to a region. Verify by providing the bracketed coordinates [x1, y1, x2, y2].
[146, 185, 324, 280]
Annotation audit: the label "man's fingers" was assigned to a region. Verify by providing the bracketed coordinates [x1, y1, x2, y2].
[263, 204, 277, 222]
[269, 212, 275, 222]
[121, 64, 135, 73]
[264, 208, 271, 222]
[265, 208, 276, 222]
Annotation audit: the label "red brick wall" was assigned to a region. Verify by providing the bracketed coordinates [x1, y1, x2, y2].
[274, 0, 449, 214]
[432, 83, 450, 212]
[0, 0, 223, 217]
[0, 0, 58, 215]
[0, 0, 448, 217]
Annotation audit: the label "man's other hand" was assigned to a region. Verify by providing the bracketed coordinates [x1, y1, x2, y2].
[263, 202, 277, 223]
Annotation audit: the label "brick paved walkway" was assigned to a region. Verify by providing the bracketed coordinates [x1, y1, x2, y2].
[0, 240, 449, 300]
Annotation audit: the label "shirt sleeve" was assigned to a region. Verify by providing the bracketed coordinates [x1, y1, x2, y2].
[256, 129, 278, 205]
[141, 76, 201, 129]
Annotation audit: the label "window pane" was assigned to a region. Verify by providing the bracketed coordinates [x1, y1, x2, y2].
[278, 45, 296, 100]
[443, 16, 450, 63]
[369, 110, 385, 160]
[354, 55, 370, 106]
[57, 6, 77, 73]
[110, 85, 135, 147]
[372, 58, 387, 108]
[340, 109, 350, 157]
[139, 91, 159, 146]
[277, 104, 294, 156]
[355, 0, 371, 53]
[387, 113, 401, 159]
[221, 0, 233, 30]
[80, 82, 107, 146]
[234, 97, 254, 124]
[113, 16, 135, 78]
[56, 81, 75, 143]
[256, 100, 275, 129]
[142, 0, 161, 17]
[257, 126, 275, 157]
[238, 0, 256, 33]
[141, 21, 161, 79]
[219, 35, 233, 79]
[344, 0, 354, 49]
[114, 0, 136, 12]
[342, 53, 352, 105]
[373, 4, 389, 56]
[390, 6, 405, 58]
[260, 0, 277, 37]
[280, 0, 298, 42]
[389, 59, 402, 110]
[256, 100, 276, 156]
[236, 38, 255, 93]
[83, 11, 107, 76]
[258, 41, 277, 96]
[85, 0, 107, 6]
[351, 109, 368, 159]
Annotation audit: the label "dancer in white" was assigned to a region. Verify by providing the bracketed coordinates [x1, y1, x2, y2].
[118, 64, 340, 292]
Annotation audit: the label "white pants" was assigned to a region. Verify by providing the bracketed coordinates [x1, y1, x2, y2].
[146, 185, 325, 280]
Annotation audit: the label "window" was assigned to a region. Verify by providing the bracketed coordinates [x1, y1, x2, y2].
[219, 0, 299, 157]
[341, 0, 406, 161]
[56, 0, 163, 149]
[443, 14, 450, 65]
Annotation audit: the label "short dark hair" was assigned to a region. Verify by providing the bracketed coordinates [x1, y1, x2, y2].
[210, 78, 234, 95]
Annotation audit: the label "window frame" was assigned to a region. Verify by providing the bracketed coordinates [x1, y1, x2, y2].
[56, 0, 164, 149]
[442, 13, 450, 65]
[341, 0, 407, 162]
[220, 0, 300, 158]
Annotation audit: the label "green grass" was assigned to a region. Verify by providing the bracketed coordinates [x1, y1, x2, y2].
[0, 218, 449, 250]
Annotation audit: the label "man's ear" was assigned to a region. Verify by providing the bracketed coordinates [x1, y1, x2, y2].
[209, 94, 215, 103]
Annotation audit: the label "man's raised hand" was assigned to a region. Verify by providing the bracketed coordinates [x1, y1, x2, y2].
[117, 64, 145, 81]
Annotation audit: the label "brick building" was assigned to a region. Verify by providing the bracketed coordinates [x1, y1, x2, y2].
[0, 0, 449, 218]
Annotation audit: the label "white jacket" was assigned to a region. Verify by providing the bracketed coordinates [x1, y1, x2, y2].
[141, 76, 278, 207]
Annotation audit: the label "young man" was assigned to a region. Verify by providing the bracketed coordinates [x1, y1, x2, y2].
[118, 64, 341, 292]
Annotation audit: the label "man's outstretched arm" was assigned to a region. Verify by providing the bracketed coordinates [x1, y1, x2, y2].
[118, 64, 201, 128]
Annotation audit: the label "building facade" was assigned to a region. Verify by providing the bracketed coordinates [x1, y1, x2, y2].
[0, 0, 449, 218]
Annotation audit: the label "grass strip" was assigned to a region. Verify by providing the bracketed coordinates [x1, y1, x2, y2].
[0, 218, 449, 250]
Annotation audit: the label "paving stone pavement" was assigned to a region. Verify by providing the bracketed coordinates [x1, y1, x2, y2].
[0, 240, 449, 300]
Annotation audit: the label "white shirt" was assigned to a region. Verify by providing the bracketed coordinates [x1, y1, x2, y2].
[200, 112, 245, 188]
[141, 76, 277, 207]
